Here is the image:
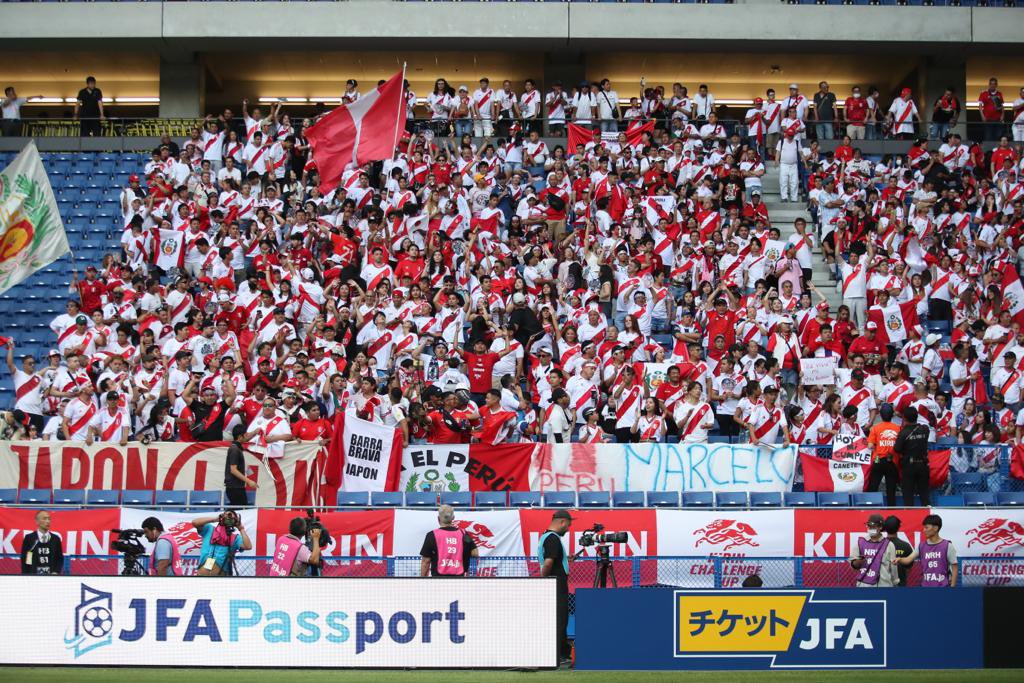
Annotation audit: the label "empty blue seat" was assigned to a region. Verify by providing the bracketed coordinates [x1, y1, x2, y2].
[934, 494, 965, 506]
[19, 489, 51, 505]
[0, 489, 17, 505]
[474, 491, 507, 508]
[155, 490, 187, 508]
[53, 489, 85, 505]
[964, 492, 997, 507]
[86, 489, 120, 506]
[578, 491, 610, 508]
[122, 490, 154, 506]
[750, 492, 782, 507]
[817, 492, 851, 507]
[784, 492, 817, 507]
[543, 492, 577, 508]
[189, 490, 222, 508]
[996, 492, 1024, 506]
[370, 492, 403, 507]
[509, 492, 542, 508]
[612, 491, 645, 508]
[646, 491, 679, 508]
[337, 491, 369, 507]
[405, 492, 437, 507]
[440, 491, 472, 508]
[682, 491, 714, 508]
[852, 492, 884, 507]
[716, 492, 748, 508]
[951, 472, 987, 493]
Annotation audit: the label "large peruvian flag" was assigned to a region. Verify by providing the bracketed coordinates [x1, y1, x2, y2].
[568, 123, 599, 152]
[325, 413, 403, 498]
[305, 70, 406, 194]
[1000, 263, 1024, 326]
[867, 300, 919, 345]
[801, 434, 872, 492]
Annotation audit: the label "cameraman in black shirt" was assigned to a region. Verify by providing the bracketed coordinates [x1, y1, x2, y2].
[20, 510, 63, 575]
[894, 406, 931, 506]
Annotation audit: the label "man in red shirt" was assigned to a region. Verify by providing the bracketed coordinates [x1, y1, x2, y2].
[73, 265, 105, 314]
[843, 86, 868, 140]
[848, 321, 886, 374]
[427, 392, 472, 444]
[292, 402, 332, 446]
[991, 136, 1018, 179]
[458, 339, 516, 405]
[703, 285, 740, 349]
[978, 77, 1005, 141]
[539, 177, 569, 241]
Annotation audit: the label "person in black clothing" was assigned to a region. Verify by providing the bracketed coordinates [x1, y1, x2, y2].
[539, 509, 573, 663]
[185, 376, 237, 441]
[224, 424, 253, 507]
[894, 406, 931, 506]
[74, 76, 104, 137]
[509, 293, 542, 347]
[20, 510, 64, 575]
[884, 515, 913, 587]
[419, 505, 478, 577]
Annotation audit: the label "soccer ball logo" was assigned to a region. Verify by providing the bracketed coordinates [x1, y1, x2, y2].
[81, 606, 113, 638]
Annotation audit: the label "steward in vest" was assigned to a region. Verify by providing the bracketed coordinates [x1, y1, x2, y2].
[142, 516, 183, 576]
[895, 514, 959, 587]
[419, 504, 478, 577]
[269, 517, 322, 577]
[20, 510, 64, 575]
[849, 513, 897, 587]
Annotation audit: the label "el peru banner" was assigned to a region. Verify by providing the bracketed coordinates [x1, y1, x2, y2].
[399, 444, 533, 493]
[326, 413, 403, 494]
[0, 441, 319, 507]
[0, 140, 70, 294]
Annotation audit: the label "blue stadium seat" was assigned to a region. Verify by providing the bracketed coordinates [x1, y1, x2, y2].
[784, 492, 817, 507]
[12, 488, 45, 507]
[852, 492, 884, 507]
[122, 490, 154, 506]
[964, 492, 997, 507]
[750, 492, 782, 507]
[543, 492, 577, 508]
[440, 491, 472, 508]
[934, 494, 965, 507]
[86, 489, 120, 506]
[682, 492, 714, 508]
[53, 489, 85, 505]
[950, 472, 987, 493]
[716, 492, 748, 507]
[0, 489, 16, 505]
[646, 491, 679, 508]
[509, 492, 542, 508]
[996, 492, 1024, 506]
[370, 492, 403, 507]
[612, 491, 645, 508]
[817, 492, 851, 507]
[188, 490, 222, 509]
[405, 492, 437, 507]
[578, 491, 610, 508]
[474, 491, 507, 508]
[337, 491, 369, 507]
[155, 490, 187, 508]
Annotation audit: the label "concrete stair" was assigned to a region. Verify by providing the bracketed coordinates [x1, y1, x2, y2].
[759, 166, 842, 312]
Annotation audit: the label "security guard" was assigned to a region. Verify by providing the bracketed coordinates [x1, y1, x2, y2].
[538, 509, 573, 664]
[20, 510, 63, 574]
[883, 515, 913, 587]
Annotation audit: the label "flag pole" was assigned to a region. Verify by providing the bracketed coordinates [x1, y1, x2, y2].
[391, 62, 408, 164]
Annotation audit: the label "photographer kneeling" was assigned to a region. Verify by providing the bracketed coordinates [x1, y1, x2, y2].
[192, 510, 251, 576]
[142, 517, 183, 576]
[269, 516, 323, 577]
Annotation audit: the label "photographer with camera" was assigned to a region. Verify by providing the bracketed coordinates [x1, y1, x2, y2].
[20, 510, 63, 575]
[419, 505, 478, 577]
[191, 510, 251, 576]
[538, 510, 573, 664]
[141, 517, 183, 576]
[224, 424, 256, 507]
[269, 516, 323, 577]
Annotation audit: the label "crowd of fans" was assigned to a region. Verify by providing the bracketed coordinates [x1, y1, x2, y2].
[1, 75, 1024, 477]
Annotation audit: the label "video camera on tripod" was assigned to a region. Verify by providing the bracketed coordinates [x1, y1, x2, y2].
[575, 524, 629, 588]
[111, 528, 147, 576]
[578, 523, 628, 548]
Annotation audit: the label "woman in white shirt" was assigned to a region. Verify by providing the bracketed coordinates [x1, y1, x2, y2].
[673, 381, 715, 444]
[632, 397, 667, 443]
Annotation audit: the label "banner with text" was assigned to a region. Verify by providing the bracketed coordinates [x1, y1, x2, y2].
[327, 414, 403, 494]
[931, 508, 1024, 586]
[399, 444, 534, 493]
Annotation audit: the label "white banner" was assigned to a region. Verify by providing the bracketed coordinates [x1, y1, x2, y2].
[655, 509, 795, 588]
[799, 357, 837, 386]
[339, 414, 402, 492]
[0, 441, 319, 507]
[0, 576, 557, 668]
[392, 509, 525, 577]
[530, 442, 796, 493]
[931, 509, 1024, 586]
[400, 444, 472, 493]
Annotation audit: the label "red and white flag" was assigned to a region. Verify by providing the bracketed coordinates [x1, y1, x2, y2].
[152, 228, 184, 271]
[325, 412, 403, 496]
[644, 196, 675, 225]
[867, 300, 920, 345]
[801, 434, 871, 492]
[305, 69, 406, 194]
[1000, 263, 1024, 326]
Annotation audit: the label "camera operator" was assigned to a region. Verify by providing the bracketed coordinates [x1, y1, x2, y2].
[20, 510, 63, 575]
[192, 510, 251, 576]
[142, 517, 183, 576]
[224, 424, 255, 507]
[419, 504, 478, 577]
[269, 516, 322, 577]
[538, 509, 573, 664]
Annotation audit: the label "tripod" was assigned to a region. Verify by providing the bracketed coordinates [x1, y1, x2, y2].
[120, 553, 145, 576]
[592, 544, 617, 588]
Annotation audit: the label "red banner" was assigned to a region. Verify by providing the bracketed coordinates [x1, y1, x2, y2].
[254, 508, 394, 577]
[0, 507, 120, 574]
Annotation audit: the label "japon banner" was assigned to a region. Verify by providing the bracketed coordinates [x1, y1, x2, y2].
[326, 414, 403, 494]
[117, 507, 259, 576]
[391, 508, 524, 576]
[655, 509, 795, 588]
[0, 441, 320, 507]
[399, 444, 534, 493]
[931, 508, 1024, 586]
[0, 507, 120, 575]
[530, 442, 796, 493]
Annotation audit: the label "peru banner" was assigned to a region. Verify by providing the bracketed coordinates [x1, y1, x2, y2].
[399, 444, 534, 494]
[800, 434, 871, 493]
[530, 442, 795, 493]
[305, 69, 406, 194]
[0, 441, 319, 507]
[326, 413, 403, 494]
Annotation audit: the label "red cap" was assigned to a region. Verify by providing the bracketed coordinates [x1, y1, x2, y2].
[197, 276, 213, 286]
[900, 87, 912, 97]
[129, 174, 140, 182]
[816, 301, 830, 311]
[754, 97, 764, 105]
